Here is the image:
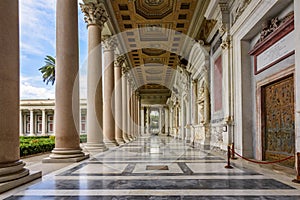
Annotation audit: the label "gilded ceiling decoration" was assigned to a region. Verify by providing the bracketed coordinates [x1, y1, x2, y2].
[110, 0, 198, 103]
[145, 0, 164, 6]
[135, 0, 174, 19]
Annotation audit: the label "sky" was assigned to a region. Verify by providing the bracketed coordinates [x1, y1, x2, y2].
[19, 0, 88, 99]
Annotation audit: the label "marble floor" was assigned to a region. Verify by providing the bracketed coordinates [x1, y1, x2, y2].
[2, 135, 300, 199]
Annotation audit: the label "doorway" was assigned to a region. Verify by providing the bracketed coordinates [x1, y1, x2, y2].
[262, 75, 295, 168]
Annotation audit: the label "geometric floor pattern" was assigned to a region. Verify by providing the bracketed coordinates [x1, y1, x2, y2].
[3, 135, 300, 199]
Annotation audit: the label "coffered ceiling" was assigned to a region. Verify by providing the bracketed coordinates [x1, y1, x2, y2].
[106, 0, 210, 104]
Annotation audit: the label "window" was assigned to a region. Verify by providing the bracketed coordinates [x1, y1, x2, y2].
[47, 114, 54, 133]
[81, 114, 86, 133]
[48, 123, 53, 132]
[25, 115, 30, 133]
[36, 115, 42, 133]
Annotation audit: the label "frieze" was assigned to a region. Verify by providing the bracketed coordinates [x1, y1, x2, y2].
[256, 12, 294, 46]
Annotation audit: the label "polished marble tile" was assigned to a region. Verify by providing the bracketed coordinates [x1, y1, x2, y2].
[186, 163, 245, 174]
[25, 179, 295, 190]
[3, 135, 300, 200]
[5, 195, 300, 200]
[72, 163, 128, 175]
[133, 163, 183, 174]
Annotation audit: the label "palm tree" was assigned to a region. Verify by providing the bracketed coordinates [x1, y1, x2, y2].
[39, 55, 55, 85]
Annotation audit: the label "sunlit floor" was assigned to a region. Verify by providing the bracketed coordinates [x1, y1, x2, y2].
[3, 134, 300, 199]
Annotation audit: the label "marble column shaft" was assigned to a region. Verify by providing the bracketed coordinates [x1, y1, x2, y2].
[146, 107, 150, 134]
[114, 58, 125, 144]
[165, 107, 169, 134]
[103, 37, 118, 146]
[141, 107, 145, 134]
[0, 0, 29, 183]
[127, 82, 133, 140]
[81, 1, 108, 151]
[130, 88, 135, 138]
[134, 93, 137, 137]
[122, 75, 129, 142]
[135, 95, 138, 136]
[159, 107, 162, 134]
[50, 0, 85, 160]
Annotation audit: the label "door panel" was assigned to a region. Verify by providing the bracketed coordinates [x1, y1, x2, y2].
[263, 75, 295, 168]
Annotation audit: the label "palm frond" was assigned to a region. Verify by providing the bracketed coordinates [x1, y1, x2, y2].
[39, 55, 56, 85]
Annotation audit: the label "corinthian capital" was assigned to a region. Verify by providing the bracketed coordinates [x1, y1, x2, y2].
[102, 36, 117, 51]
[114, 55, 126, 68]
[80, 2, 109, 28]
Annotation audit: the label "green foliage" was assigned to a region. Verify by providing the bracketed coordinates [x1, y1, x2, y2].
[39, 55, 56, 85]
[80, 134, 87, 143]
[19, 135, 86, 157]
[20, 136, 55, 157]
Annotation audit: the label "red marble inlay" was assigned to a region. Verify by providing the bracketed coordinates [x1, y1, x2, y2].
[214, 55, 222, 112]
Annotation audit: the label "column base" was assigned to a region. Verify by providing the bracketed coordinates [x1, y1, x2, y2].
[116, 138, 126, 145]
[0, 170, 41, 193]
[104, 139, 119, 147]
[42, 148, 89, 163]
[122, 134, 130, 143]
[0, 161, 29, 183]
[84, 142, 108, 152]
[123, 138, 130, 143]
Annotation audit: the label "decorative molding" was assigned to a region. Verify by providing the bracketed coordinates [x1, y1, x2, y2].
[80, 2, 109, 28]
[256, 12, 294, 45]
[221, 35, 231, 50]
[232, 0, 252, 25]
[249, 14, 294, 75]
[218, 21, 227, 35]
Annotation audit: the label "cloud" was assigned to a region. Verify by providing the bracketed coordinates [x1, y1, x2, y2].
[19, 0, 56, 56]
[19, 0, 88, 100]
[20, 76, 55, 100]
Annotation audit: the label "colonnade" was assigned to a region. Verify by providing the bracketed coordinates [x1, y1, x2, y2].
[80, 1, 142, 149]
[0, 2, 143, 190]
[141, 106, 170, 135]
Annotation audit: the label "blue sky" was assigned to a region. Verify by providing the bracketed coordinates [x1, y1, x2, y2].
[19, 0, 88, 99]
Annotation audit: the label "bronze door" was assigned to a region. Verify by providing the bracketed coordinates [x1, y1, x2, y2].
[262, 75, 295, 168]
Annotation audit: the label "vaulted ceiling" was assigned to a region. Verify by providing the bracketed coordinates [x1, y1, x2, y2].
[106, 0, 210, 104]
